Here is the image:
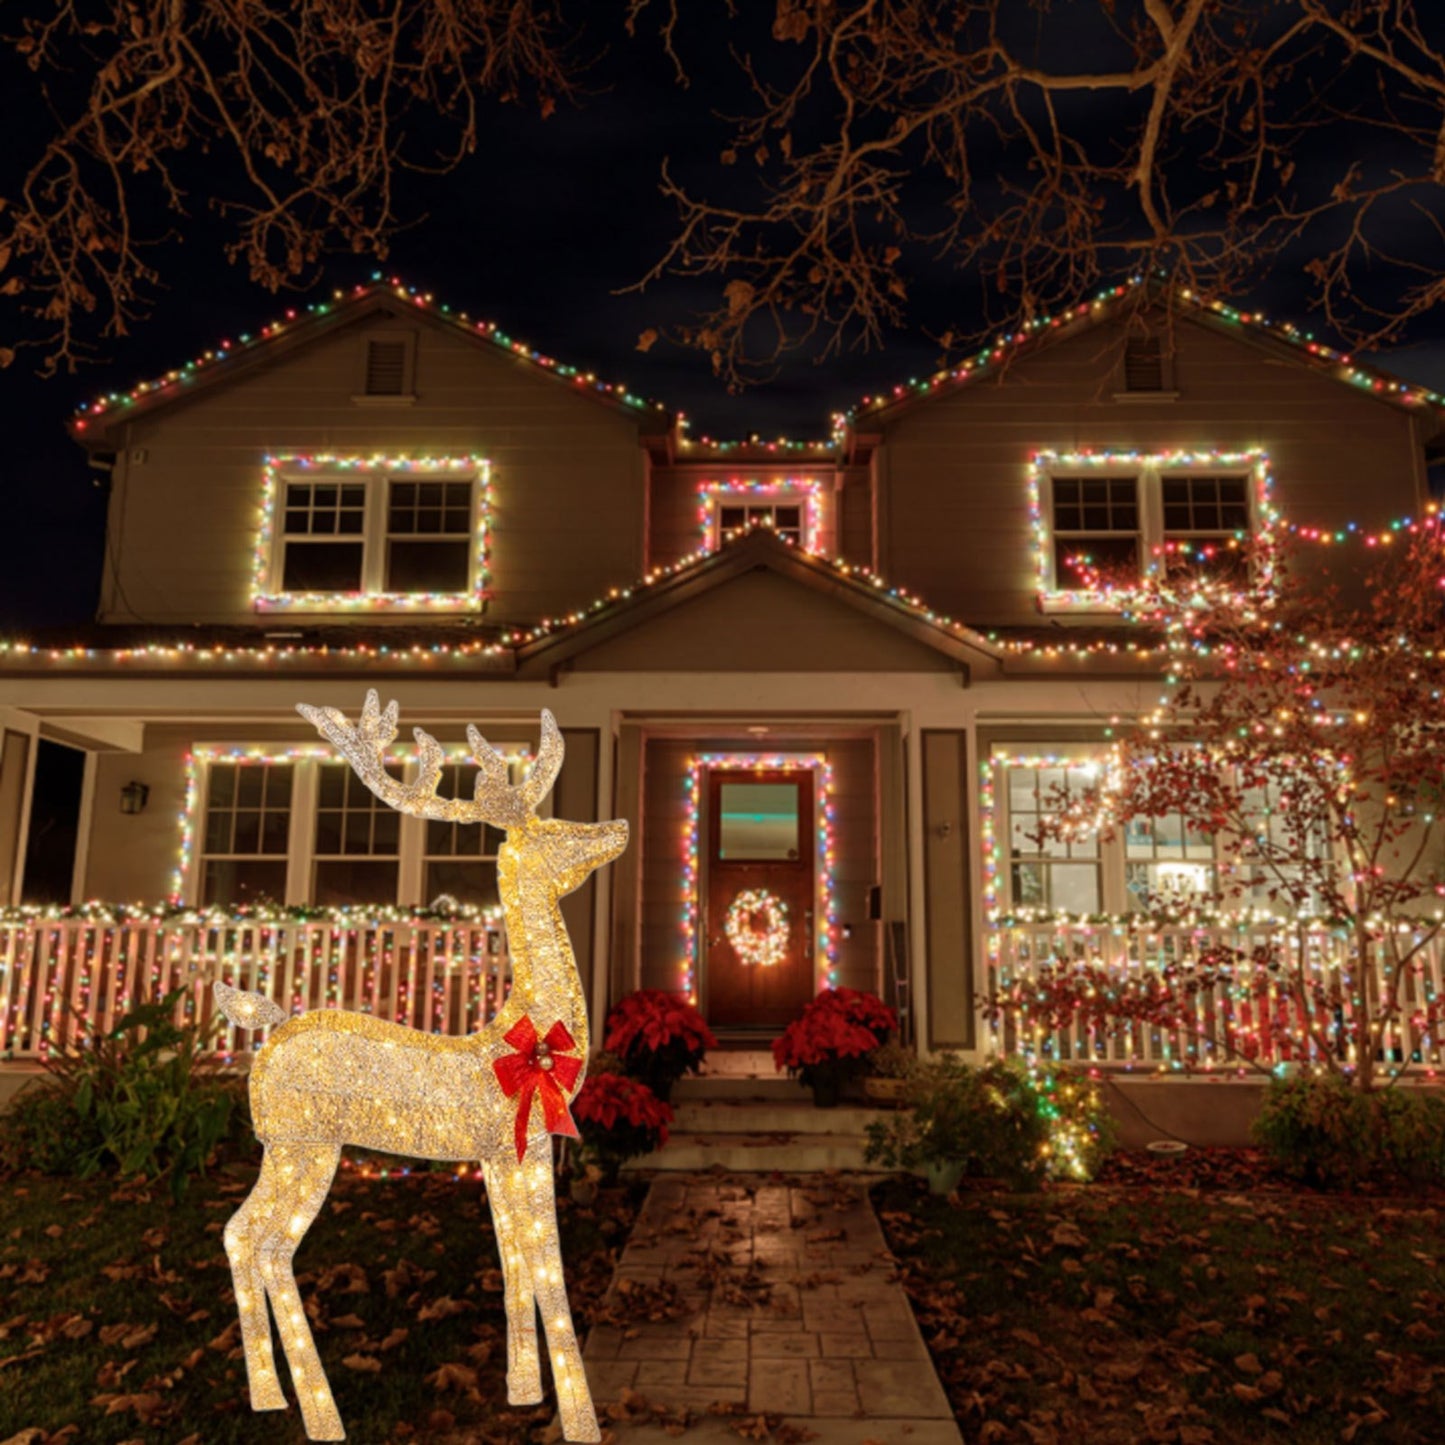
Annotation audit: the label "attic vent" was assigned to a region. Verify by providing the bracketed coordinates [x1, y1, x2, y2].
[1124, 337, 1164, 392]
[365, 340, 409, 395]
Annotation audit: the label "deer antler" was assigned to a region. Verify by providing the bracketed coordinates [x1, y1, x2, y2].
[298, 690, 561, 829]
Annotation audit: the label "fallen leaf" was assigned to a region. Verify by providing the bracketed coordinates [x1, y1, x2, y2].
[341, 1354, 381, 1373]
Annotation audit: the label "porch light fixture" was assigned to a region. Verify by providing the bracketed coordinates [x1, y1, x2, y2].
[119, 780, 150, 815]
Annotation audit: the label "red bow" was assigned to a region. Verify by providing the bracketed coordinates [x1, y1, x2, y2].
[492, 1017, 582, 1161]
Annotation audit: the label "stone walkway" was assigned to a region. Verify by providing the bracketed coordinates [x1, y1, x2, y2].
[580, 1174, 962, 1444]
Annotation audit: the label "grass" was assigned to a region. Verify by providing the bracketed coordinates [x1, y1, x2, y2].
[873, 1170, 1445, 1444]
[0, 1151, 642, 1445]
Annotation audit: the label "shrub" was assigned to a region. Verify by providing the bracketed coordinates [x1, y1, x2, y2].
[571, 1071, 673, 1183]
[603, 990, 717, 1100]
[772, 988, 897, 1098]
[1253, 1074, 1445, 1188]
[866, 1039, 917, 1079]
[865, 1056, 1115, 1188]
[0, 986, 242, 1200]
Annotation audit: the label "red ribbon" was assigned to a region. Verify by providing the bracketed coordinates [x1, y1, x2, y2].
[492, 1017, 582, 1161]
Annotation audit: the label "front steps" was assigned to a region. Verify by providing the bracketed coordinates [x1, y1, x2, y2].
[632, 1052, 889, 1172]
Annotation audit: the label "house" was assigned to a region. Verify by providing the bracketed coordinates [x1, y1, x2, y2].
[2, 277, 1442, 1076]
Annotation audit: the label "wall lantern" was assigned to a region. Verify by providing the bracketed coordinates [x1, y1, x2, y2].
[119, 781, 150, 815]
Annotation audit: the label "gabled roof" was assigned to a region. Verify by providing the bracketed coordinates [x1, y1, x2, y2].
[840, 280, 1445, 441]
[510, 527, 1001, 678]
[69, 276, 672, 447]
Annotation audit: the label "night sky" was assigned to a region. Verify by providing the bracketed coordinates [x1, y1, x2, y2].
[6, 6, 1445, 629]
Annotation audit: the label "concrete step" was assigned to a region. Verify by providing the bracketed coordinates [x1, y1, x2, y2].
[672, 1073, 803, 1102]
[632, 1129, 875, 1172]
[670, 1097, 885, 1135]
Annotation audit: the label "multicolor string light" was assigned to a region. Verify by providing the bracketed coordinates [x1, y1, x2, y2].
[695, 478, 826, 551]
[72, 276, 666, 432]
[679, 752, 837, 1003]
[1028, 449, 1277, 609]
[252, 454, 492, 613]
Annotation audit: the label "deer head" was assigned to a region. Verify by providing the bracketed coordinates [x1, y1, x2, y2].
[297, 691, 626, 897]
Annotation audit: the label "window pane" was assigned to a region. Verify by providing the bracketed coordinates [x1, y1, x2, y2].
[282, 541, 363, 592]
[1051, 864, 1101, 913]
[204, 811, 231, 854]
[261, 810, 290, 854]
[372, 808, 399, 852]
[386, 539, 470, 593]
[208, 767, 235, 807]
[424, 860, 500, 910]
[314, 860, 398, 906]
[203, 859, 288, 908]
[317, 766, 345, 807]
[343, 810, 371, 854]
[314, 810, 342, 854]
[718, 782, 800, 860]
[232, 810, 262, 854]
[236, 768, 263, 807]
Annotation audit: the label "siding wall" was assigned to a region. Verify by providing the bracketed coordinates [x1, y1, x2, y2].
[880, 314, 1426, 626]
[101, 309, 646, 627]
[636, 734, 879, 1006]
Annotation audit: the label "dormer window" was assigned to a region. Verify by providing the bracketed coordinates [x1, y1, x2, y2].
[698, 479, 825, 552]
[255, 455, 490, 612]
[353, 332, 416, 404]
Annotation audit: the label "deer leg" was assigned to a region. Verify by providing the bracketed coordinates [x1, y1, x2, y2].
[254, 1141, 345, 1442]
[222, 1146, 287, 1411]
[483, 1158, 543, 1405]
[499, 1155, 600, 1443]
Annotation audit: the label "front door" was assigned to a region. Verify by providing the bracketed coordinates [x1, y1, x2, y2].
[705, 769, 815, 1029]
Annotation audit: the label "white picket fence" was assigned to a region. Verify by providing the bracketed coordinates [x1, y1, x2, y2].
[0, 919, 511, 1061]
[989, 918, 1445, 1072]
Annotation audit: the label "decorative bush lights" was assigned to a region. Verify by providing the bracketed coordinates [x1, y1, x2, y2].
[772, 987, 896, 1107]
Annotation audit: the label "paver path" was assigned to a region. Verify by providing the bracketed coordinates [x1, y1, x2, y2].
[580, 1173, 962, 1445]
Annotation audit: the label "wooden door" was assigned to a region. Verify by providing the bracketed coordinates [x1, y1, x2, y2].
[704, 769, 815, 1029]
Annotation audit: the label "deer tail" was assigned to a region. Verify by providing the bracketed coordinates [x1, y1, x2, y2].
[213, 980, 289, 1031]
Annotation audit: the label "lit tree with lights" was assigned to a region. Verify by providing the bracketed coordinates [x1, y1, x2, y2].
[1013, 527, 1445, 1092]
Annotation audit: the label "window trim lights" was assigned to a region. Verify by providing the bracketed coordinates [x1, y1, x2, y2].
[1029, 448, 1276, 613]
[252, 454, 492, 612]
[178, 742, 532, 907]
[697, 478, 826, 552]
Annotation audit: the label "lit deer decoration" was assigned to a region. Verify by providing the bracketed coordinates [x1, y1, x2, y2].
[213, 692, 626, 1442]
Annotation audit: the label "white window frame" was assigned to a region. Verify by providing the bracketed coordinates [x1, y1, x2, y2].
[1034, 451, 1268, 614]
[255, 457, 489, 612]
[698, 480, 825, 553]
[990, 745, 1329, 919]
[184, 747, 535, 908]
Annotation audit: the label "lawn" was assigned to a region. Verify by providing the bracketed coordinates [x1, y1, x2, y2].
[874, 1156, 1445, 1445]
[0, 1154, 642, 1445]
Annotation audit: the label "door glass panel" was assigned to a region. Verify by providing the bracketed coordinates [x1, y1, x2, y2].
[718, 782, 800, 860]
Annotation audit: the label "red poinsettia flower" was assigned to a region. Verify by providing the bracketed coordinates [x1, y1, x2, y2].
[771, 988, 897, 1072]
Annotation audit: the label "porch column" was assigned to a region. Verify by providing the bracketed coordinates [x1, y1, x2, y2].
[921, 728, 975, 1051]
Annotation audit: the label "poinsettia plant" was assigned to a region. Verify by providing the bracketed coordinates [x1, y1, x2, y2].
[571, 1071, 674, 1183]
[603, 989, 717, 1101]
[772, 988, 897, 1102]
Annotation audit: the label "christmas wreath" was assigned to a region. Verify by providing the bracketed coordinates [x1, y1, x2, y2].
[724, 888, 790, 968]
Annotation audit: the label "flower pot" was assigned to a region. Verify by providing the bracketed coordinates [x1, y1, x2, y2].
[810, 1073, 842, 1108]
[923, 1160, 964, 1196]
[864, 1076, 909, 1106]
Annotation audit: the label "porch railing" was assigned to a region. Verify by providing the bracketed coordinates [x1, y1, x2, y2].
[0, 918, 511, 1062]
[989, 918, 1445, 1073]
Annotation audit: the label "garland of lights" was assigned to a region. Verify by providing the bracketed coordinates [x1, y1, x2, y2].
[723, 888, 790, 968]
[696, 479, 825, 551]
[680, 753, 836, 1002]
[978, 750, 1444, 1075]
[4, 500, 1444, 671]
[251, 454, 492, 613]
